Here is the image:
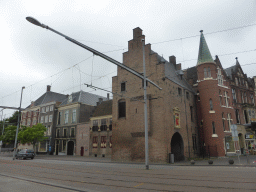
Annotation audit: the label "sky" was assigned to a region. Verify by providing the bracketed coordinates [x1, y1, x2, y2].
[0, 0, 256, 119]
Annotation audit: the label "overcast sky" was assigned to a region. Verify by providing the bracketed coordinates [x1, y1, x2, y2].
[1, 0, 256, 118]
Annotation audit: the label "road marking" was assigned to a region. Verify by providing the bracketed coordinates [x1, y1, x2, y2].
[134, 183, 144, 188]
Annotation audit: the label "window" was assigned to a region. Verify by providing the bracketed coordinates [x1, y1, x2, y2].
[28, 112, 31, 117]
[121, 82, 126, 92]
[41, 107, 45, 113]
[50, 105, 54, 111]
[33, 118, 37, 125]
[227, 113, 232, 130]
[232, 89, 236, 103]
[204, 67, 211, 78]
[241, 92, 244, 103]
[251, 94, 255, 105]
[68, 95, 72, 103]
[217, 68, 223, 85]
[46, 106, 49, 112]
[244, 110, 248, 124]
[45, 115, 48, 123]
[101, 136, 107, 148]
[212, 122, 216, 134]
[190, 106, 193, 122]
[222, 113, 225, 131]
[178, 88, 182, 96]
[72, 109, 76, 123]
[71, 128, 75, 137]
[40, 116, 44, 123]
[235, 78, 238, 85]
[100, 119, 107, 131]
[219, 90, 222, 106]
[186, 92, 189, 99]
[27, 119, 31, 126]
[64, 110, 69, 124]
[244, 92, 247, 103]
[49, 115, 53, 122]
[224, 91, 228, 107]
[47, 126, 51, 135]
[63, 129, 67, 137]
[209, 99, 213, 110]
[118, 100, 126, 118]
[63, 140, 66, 152]
[58, 112, 62, 125]
[235, 109, 240, 124]
[56, 129, 60, 137]
[245, 81, 248, 88]
[92, 120, 98, 132]
[93, 136, 98, 148]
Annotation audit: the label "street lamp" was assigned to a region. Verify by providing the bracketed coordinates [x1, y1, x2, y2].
[26, 16, 161, 169]
[13, 86, 25, 160]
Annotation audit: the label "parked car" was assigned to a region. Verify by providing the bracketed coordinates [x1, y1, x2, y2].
[15, 149, 35, 160]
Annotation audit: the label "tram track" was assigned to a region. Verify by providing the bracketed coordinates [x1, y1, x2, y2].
[0, 160, 255, 191]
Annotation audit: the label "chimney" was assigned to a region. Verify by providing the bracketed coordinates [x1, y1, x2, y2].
[31, 101, 34, 107]
[133, 27, 142, 39]
[107, 93, 109, 100]
[47, 85, 51, 92]
[169, 56, 176, 69]
[176, 63, 182, 70]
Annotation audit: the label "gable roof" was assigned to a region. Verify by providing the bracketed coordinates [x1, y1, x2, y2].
[60, 90, 108, 106]
[92, 100, 112, 117]
[26, 91, 68, 108]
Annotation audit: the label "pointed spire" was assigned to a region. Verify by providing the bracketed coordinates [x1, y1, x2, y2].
[197, 30, 214, 65]
[235, 57, 239, 65]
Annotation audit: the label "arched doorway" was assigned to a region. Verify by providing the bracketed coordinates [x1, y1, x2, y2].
[171, 132, 184, 162]
[67, 141, 74, 155]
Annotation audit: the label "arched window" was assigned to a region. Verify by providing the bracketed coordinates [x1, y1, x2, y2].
[212, 122, 216, 134]
[209, 99, 213, 110]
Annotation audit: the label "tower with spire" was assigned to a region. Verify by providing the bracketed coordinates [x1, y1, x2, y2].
[195, 30, 236, 157]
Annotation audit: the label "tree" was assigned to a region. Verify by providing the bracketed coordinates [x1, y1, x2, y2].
[7, 111, 19, 125]
[0, 125, 17, 147]
[18, 123, 47, 151]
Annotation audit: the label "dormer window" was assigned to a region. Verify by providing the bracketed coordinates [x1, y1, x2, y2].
[68, 95, 72, 103]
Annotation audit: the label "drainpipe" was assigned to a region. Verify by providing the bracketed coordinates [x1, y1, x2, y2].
[184, 89, 191, 158]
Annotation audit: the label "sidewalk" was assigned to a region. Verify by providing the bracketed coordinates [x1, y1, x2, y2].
[1, 151, 256, 167]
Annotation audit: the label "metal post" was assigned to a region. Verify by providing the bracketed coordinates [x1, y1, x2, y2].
[12, 86, 25, 160]
[142, 39, 149, 170]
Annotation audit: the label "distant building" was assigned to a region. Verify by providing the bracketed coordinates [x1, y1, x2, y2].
[89, 99, 112, 158]
[55, 91, 107, 155]
[20, 85, 68, 153]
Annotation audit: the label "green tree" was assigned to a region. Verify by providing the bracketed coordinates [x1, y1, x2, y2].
[18, 123, 47, 151]
[0, 125, 17, 147]
[7, 111, 19, 125]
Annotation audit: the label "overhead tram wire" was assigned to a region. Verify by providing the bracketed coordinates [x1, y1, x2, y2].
[151, 23, 256, 45]
[0, 47, 124, 101]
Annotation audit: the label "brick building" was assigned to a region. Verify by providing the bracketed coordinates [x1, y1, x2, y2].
[185, 31, 256, 156]
[89, 100, 112, 158]
[111, 28, 198, 163]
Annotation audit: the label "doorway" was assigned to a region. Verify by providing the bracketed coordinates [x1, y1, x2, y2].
[67, 141, 74, 155]
[80, 147, 84, 156]
[171, 132, 184, 162]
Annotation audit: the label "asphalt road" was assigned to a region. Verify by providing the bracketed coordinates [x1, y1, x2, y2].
[0, 157, 255, 192]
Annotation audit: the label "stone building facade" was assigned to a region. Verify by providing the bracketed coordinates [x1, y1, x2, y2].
[111, 28, 197, 163]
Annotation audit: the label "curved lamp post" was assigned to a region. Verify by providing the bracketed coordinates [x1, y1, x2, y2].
[26, 17, 162, 170]
[13, 86, 25, 160]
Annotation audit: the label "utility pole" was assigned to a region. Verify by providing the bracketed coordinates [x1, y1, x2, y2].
[142, 39, 149, 170]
